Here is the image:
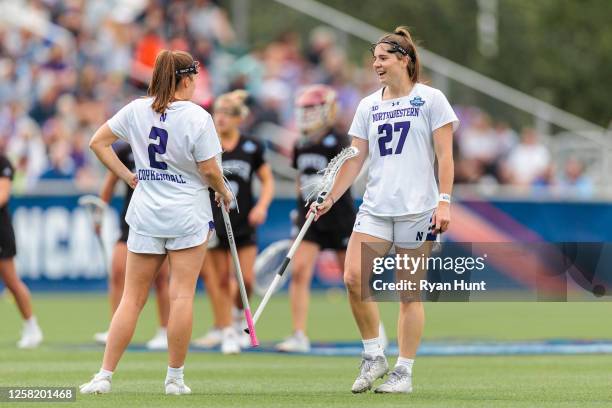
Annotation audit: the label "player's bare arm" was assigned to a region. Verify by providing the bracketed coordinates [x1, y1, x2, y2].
[249, 163, 274, 226]
[198, 157, 232, 209]
[432, 122, 454, 233]
[89, 124, 138, 189]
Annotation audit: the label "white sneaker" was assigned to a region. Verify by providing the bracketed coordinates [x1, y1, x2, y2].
[275, 332, 311, 353]
[17, 323, 43, 349]
[238, 330, 252, 348]
[192, 328, 222, 348]
[233, 316, 253, 348]
[221, 327, 240, 355]
[165, 378, 191, 395]
[94, 331, 108, 345]
[351, 353, 389, 393]
[80, 374, 112, 394]
[146, 328, 168, 350]
[374, 365, 413, 393]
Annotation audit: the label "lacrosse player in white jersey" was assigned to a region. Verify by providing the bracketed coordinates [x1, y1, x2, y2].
[80, 50, 232, 396]
[312, 27, 458, 394]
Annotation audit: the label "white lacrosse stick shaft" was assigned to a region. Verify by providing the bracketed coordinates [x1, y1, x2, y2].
[246, 195, 321, 332]
[246, 146, 359, 334]
[220, 205, 259, 346]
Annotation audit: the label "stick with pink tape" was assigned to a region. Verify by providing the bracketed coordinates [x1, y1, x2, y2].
[244, 309, 259, 347]
[221, 205, 258, 347]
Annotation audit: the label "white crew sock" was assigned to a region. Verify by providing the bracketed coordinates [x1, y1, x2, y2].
[97, 368, 113, 379]
[395, 357, 414, 374]
[362, 336, 384, 357]
[157, 327, 167, 336]
[25, 316, 38, 330]
[166, 366, 184, 381]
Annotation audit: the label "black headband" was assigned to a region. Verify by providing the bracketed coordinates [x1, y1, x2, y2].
[175, 61, 199, 76]
[370, 40, 411, 60]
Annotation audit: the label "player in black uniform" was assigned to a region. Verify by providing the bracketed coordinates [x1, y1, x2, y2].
[276, 85, 356, 352]
[0, 154, 43, 348]
[194, 90, 274, 353]
[93, 142, 171, 350]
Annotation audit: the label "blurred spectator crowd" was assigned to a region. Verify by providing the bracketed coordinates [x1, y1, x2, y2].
[454, 109, 593, 197]
[0, 0, 593, 196]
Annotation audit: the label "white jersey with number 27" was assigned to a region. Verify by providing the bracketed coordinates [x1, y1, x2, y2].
[348, 83, 459, 216]
[107, 97, 222, 238]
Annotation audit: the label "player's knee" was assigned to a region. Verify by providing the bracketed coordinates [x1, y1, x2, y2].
[170, 283, 197, 301]
[399, 299, 424, 312]
[291, 263, 311, 285]
[291, 256, 311, 276]
[109, 269, 125, 289]
[3, 277, 21, 293]
[343, 264, 361, 293]
[218, 274, 231, 290]
[121, 293, 148, 311]
[170, 291, 196, 302]
[154, 274, 168, 290]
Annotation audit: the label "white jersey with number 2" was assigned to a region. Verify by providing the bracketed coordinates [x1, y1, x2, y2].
[107, 97, 222, 238]
[348, 83, 459, 216]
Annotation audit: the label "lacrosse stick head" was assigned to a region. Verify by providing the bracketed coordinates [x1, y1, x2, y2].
[214, 154, 239, 212]
[254, 239, 293, 296]
[78, 195, 108, 230]
[302, 146, 359, 205]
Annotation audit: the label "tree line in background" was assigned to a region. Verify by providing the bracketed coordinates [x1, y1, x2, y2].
[233, 0, 612, 128]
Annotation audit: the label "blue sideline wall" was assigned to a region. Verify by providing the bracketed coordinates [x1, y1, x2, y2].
[4, 196, 612, 291]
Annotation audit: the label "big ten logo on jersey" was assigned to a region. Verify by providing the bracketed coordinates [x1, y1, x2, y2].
[371, 105, 379, 112]
[12, 202, 120, 280]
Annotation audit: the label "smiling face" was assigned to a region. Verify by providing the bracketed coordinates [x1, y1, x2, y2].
[372, 43, 409, 86]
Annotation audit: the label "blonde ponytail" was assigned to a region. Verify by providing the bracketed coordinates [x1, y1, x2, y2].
[214, 90, 250, 118]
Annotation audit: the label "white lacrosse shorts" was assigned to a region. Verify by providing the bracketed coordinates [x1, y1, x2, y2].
[127, 223, 213, 254]
[353, 208, 436, 249]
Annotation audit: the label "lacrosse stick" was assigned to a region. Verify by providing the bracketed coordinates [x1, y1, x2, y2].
[78, 195, 109, 274]
[213, 156, 259, 344]
[253, 239, 293, 296]
[220, 204, 259, 346]
[245, 146, 359, 333]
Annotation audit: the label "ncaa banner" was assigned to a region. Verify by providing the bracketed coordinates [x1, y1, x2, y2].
[10, 195, 122, 291]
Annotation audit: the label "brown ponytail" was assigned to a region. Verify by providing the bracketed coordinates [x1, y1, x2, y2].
[376, 26, 420, 83]
[148, 50, 196, 114]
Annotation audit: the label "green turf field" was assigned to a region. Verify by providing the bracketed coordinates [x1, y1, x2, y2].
[2, 292, 612, 407]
